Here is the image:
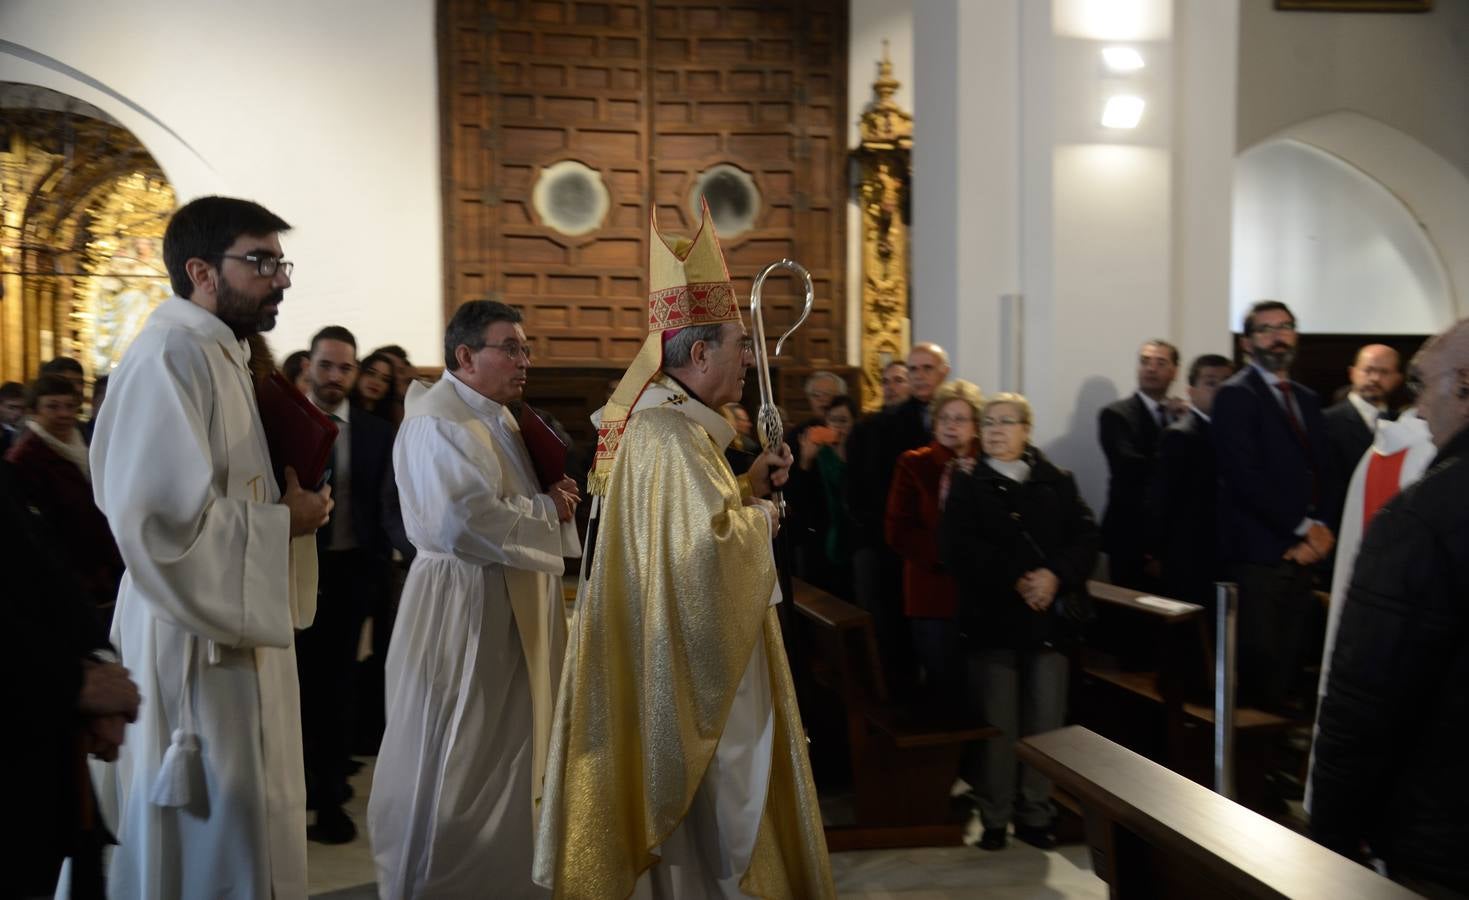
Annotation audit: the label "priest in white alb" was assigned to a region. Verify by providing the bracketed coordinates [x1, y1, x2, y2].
[90, 196, 330, 899]
[533, 203, 834, 899]
[368, 300, 581, 899]
[1306, 389, 1435, 811]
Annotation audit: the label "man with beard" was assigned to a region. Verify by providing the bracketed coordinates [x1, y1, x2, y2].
[1321, 344, 1403, 530]
[1212, 301, 1338, 715]
[298, 325, 404, 844]
[90, 196, 332, 899]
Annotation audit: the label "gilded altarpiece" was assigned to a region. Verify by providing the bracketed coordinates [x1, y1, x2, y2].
[851, 50, 912, 412]
[0, 91, 174, 386]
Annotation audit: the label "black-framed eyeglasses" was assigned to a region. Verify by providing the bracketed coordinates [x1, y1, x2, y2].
[221, 253, 294, 278]
[487, 340, 533, 361]
[1406, 373, 1424, 397]
[1251, 321, 1297, 336]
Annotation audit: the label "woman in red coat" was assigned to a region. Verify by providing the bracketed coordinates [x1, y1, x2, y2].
[885, 379, 983, 697]
[5, 375, 123, 637]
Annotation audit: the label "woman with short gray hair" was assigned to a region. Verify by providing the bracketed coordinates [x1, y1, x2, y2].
[940, 392, 1099, 852]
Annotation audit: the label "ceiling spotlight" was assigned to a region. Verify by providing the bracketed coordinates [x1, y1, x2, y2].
[1101, 95, 1145, 129]
[1102, 47, 1145, 72]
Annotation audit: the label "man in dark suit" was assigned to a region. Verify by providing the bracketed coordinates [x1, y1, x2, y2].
[1213, 301, 1340, 713]
[845, 343, 946, 683]
[299, 325, 406, 843]
[1099, 339, 1181, 591]
[1154, 354, 1233, 608]
[1321, 344, 1402, 529]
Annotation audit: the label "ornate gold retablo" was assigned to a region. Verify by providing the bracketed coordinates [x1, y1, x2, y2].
[852, 42, 913, 411]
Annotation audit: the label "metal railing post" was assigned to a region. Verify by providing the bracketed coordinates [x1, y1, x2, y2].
[1214, 582, 1239, 799]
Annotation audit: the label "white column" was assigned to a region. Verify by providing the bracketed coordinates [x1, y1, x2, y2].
[911, 0, 1239, 512]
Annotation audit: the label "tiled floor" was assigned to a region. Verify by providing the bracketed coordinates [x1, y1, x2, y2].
[309, 760, 1106, 898]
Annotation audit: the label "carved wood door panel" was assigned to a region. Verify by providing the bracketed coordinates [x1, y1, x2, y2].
[438, 0, 847, 371]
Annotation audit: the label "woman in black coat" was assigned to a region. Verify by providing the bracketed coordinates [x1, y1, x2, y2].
[940, 392, 1099, 851]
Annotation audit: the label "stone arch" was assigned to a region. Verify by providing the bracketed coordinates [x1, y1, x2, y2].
[1233, 111, 1469, 332]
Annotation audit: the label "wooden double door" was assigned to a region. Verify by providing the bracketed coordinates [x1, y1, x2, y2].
[438, 0, 849, 382]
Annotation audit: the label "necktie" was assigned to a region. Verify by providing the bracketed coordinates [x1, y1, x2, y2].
[1274, 383, 1307, 447]
[1156, 405, 1168, 430]
[320, 414, 342, 550]
[1276, 383, 1320, 506]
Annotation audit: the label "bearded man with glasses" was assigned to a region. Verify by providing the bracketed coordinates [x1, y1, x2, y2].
[1212, 300, 1340, 717]
[89, 196, 332, 900]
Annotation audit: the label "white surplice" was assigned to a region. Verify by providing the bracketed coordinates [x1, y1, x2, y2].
[1306, 409, 1435, 812]
[369, 372, 579, 900]
[89, 297, 317, 900]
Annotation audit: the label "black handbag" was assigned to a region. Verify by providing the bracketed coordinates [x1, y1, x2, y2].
[1002, 487, 1097, 636]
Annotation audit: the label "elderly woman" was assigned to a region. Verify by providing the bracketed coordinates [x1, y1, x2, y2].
[4, 375, 124, 635]
[941, 392, 1099, 851]
[886, 379, 983, 697]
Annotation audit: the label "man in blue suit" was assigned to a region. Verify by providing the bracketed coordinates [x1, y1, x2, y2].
[1213, 301, 1339, 714]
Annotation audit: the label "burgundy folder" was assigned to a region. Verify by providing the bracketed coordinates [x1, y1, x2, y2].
[256, 370, 338, 492]
[517, 404, 568, 491]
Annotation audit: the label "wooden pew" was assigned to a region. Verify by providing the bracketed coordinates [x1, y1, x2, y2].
[792, 578, 999, 851]
[1075, 580, 1296, 812]
[1019, 726, 1418, 900]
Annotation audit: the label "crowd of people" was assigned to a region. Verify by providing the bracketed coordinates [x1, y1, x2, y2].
[6, 191, 1467, 900]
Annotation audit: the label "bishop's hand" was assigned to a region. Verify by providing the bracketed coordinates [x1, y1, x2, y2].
[747, 443, 794, 499]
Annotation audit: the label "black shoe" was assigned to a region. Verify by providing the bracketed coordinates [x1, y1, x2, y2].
[978, 827, 1008, 851]
[308, 805, 357, 845]
[1014, 822, 1057, 850]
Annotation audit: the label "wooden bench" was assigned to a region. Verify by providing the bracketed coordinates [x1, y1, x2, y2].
[792, 578, 999, 851]
[1019, 726, 1418, 899]
[1075, 580, 1296, 812]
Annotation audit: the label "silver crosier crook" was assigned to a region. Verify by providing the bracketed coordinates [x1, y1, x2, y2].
[748, 258, 815, 517]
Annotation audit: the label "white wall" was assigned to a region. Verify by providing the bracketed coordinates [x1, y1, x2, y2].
[909, 0, 1239, 516]
[0, 0, 443, 364]
[1232, 139, 1453, 334]
[1236, 0, 1469, 180]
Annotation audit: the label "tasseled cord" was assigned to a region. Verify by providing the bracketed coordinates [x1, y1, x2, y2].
[149, 636, 201, 808]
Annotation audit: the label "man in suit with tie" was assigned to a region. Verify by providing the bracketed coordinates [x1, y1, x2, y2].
[846, 342, 947, 685]
[1322, 344, 1402, 528]
[1099, 339, 1180, 591]
[1213, 301, 1340, 713]
[1154, 354, 1234, 608]
[299, 325, 405, 843]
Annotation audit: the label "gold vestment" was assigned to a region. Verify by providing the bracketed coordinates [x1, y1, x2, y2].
[533, 380, 834, 899]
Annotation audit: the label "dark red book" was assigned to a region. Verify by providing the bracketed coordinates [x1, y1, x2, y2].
[517, 404, 568, 491]
[256, 370, 338, 492]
